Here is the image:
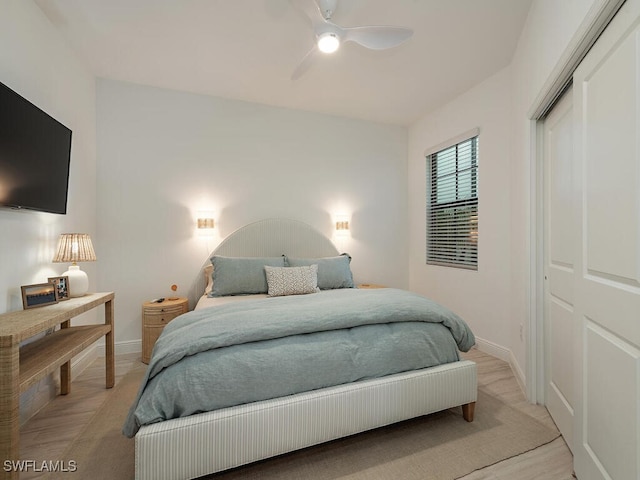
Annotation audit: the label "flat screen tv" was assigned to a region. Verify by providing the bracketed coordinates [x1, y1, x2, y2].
[0, 81, 72, 214]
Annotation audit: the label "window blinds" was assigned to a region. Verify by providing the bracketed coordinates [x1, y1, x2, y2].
[426, 135, 478, 270]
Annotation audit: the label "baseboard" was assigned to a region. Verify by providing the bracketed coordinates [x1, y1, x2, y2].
[508, 349, 527, 397]
[62, 339, 140, 371]
[70, 343, 100, 375]
[474, 336, 527, 398]
[474, 336, 511, 362]
[96, 339, 141, 357]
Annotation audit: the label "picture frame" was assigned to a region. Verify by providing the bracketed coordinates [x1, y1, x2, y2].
[48, 276, 70, 301]
[21, 282, 59, 309]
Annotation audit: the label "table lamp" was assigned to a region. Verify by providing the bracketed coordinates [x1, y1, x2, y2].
[52, 233, 97, 297]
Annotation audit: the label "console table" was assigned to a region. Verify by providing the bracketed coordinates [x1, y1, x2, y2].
[0, 292, 115, 479]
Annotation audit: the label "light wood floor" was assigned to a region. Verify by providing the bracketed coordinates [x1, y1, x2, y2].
[19, 349, 574, 479]
[459, 349, 574, 480]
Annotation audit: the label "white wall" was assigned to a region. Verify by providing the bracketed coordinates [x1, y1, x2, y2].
[408, 0, 602, 388]
[96, 79, 408, 347]
[0, 0, 97, 421]
[408, 68, 513, 354]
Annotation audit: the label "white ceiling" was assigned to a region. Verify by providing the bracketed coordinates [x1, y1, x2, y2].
[35, 0, 532, 126]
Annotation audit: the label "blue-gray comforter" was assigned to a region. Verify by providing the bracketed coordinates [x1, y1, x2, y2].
[123, 288, 475, 437]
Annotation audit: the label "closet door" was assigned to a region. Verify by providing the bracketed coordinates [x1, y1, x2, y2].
[572, 0, 640, 477]
[542, 89, 575, 452]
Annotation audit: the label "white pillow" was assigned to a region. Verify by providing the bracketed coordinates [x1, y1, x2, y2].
[264, 265, 319, 297]
[204, 264, 214, 295]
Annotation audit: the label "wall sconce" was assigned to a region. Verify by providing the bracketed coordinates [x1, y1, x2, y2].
[335, 220, 349, 231]
[335, 214, 350, 236]
[196, 209, 215, 231]
[197, 217, 215, 229]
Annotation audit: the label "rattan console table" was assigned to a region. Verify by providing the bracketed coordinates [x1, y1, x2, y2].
[0, 292, 115, 479]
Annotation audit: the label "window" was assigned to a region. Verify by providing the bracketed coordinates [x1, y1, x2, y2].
[426, 134, 478, 270]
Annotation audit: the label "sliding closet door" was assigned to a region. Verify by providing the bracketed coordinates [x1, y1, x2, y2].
[572, 0, 640, 477]
[542, 89, 575, 452]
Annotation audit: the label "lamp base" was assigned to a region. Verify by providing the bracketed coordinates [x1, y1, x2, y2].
[63, 265, 89, 297]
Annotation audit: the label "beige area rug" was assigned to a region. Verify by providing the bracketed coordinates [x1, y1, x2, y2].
[48, 366, 559, 480]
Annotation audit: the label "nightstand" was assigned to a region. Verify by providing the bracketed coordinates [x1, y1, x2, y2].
[141, 297, 188, 364]
[357, 284, 387, 289]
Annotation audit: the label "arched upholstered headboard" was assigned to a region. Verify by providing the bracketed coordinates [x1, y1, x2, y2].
[188, 218, 339, 308]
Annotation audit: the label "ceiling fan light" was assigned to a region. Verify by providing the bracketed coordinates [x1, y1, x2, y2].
[317, 32, 340, 53]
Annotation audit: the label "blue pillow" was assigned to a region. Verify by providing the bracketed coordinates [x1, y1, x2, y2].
[209, 256, 286, 297]
[285, 254, 355, 290]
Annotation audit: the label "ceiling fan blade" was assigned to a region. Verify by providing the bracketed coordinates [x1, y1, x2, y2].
[290, 0, 328, 30]
[291, 45, 319, 80]
[343, 26, 413, 50]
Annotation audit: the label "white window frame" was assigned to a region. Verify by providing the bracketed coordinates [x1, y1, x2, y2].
[425, 128, 479, 270]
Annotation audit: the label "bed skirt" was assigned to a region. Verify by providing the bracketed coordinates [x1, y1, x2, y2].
[134, 359, 477, 480]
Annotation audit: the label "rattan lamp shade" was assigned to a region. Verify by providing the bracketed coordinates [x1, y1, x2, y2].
[53, 234, 96, 297]
[53, 234, 97, 263]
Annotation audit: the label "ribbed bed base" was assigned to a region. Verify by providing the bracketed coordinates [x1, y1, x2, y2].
[135, 359, 477, 480]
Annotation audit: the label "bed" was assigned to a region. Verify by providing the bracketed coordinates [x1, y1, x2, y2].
[127, 218, 477, 480]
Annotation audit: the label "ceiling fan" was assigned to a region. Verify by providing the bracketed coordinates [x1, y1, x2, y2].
[291, 0, 414, 80]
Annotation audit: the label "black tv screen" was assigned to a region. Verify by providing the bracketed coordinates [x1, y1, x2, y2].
[0, 81, 72, 215]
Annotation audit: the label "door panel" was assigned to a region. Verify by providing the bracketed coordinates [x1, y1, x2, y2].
[543, 88, 575, 451]
[546, 299, 575, 448]
[583, 28, 640, 286]
[548, 104, 575, 270]
[572, 0, 640, 477]
[584, 322, 639, 480]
